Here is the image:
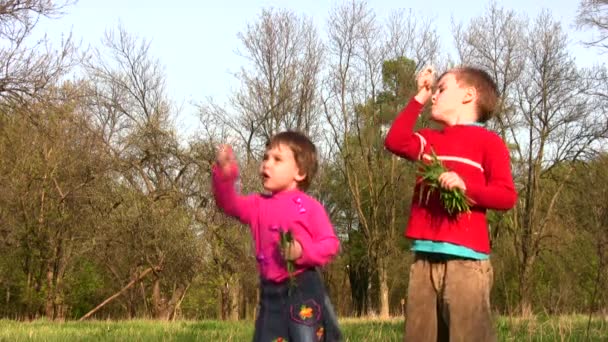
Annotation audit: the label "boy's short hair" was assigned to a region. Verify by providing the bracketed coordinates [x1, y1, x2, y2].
[445, 67, 499, 123]
[266, 131, 318, 191]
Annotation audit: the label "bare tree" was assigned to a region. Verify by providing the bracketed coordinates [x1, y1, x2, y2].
[0, 83, 109, 319]
[0, 1, 92, 320]
[324, 0, 378, 317]
[0, 0, 77, 106]
[565, 155, 608, 323]
[576, 0, 608, 52]
[576, 0, 608, 104]
[513, 11, 607, 314]
[386, 9, 439, 69]
[199, 8, 323, 160]
[323, 0, 438, 318]
[84, 26, 202, 320]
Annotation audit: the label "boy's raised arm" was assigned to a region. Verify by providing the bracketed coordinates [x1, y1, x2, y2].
[384, 68, 434, 161]
[384, 98, 426, 160]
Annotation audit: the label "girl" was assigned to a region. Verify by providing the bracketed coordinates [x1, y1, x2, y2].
[212, 131, 342, 342]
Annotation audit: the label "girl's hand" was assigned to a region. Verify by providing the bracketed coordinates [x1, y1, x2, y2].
[283, 240, 303, 261]
[216, 144, 236, 175]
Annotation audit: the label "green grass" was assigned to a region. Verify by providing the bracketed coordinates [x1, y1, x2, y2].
[0, 315, 606, 341]
[496, 315, 608, 341]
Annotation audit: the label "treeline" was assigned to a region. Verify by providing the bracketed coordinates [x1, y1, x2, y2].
[0, 0, 606, 320]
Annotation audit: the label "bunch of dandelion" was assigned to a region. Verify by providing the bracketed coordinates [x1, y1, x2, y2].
[279, 229, 297, 292]
[417, 151, 471, 215]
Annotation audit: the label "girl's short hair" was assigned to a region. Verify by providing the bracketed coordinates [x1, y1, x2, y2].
[266, 131, 318, 191]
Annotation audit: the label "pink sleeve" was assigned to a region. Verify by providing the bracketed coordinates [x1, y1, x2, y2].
[384, 98, 427, 160]
[211, 164, 258, 225]
[292, 202, 340, 268]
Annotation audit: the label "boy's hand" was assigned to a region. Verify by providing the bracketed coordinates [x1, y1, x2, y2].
[283, 240, 303, 261]
[415, 66, 435, 104]
[216, 144, 236, 176]
[438, 171, 466, 192]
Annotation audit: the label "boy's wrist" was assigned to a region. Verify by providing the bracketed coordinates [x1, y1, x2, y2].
[414, 90, 431, 104]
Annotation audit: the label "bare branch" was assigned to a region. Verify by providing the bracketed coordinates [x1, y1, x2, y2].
[576, 0, 608, 52]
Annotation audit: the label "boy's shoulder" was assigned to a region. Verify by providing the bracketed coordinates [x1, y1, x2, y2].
[467, 126, 511, 159]
[474, 126, 507, 145]
[455, 125, 507, 144]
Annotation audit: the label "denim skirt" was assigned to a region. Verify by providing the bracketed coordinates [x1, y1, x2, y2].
[252, 268, 342, 342]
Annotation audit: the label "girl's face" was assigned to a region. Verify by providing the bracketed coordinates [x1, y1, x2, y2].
[259, 143, 305, 193]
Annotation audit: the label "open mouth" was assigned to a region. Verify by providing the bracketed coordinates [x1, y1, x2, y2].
[262, 171, 270, 180]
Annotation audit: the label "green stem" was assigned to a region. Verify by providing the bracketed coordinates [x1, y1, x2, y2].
[279, 230, 297, 293]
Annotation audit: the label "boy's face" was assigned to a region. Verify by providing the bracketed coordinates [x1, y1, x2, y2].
[259, 143, 305, 193]
[431, 73, 475, 125]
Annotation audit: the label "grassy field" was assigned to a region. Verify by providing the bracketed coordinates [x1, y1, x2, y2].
[0, 315, 606, 341]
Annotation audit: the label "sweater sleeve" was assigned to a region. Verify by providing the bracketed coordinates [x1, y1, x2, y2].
[465, 135, 517, 211]
[211, 164, 258, 225]
[384, 97, 426, 160]
[292, 202, 340, 268]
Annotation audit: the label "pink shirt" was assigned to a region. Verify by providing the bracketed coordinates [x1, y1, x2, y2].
[212, 165, 340, 282]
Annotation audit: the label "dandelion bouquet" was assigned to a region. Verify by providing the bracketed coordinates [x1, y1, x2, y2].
[417, 151, 471, 216]
[279, 229, 297, 291]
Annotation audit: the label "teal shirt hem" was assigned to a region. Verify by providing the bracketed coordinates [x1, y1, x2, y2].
[412, 240, 489, 260]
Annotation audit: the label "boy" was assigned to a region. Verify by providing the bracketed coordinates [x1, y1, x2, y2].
[384, 66, 517, 341]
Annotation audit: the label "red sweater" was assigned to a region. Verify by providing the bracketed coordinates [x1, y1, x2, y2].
[384, 98, 517, 254]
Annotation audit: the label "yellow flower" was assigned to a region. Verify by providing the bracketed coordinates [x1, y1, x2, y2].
[299, 305, 313, 319]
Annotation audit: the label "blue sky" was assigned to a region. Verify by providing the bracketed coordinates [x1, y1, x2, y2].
[34, 0, 600, 136]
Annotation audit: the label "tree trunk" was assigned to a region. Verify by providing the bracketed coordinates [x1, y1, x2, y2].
[518, 259, 533, 316]
[54, 252, 68, 321]
[140, 282, 148, 317]
[44, 261, 55, 319]
[219, 284, 229, 320]
[152, 280, 189, 320]
[378, 257, 390, 319]
[228, 278, 240, 321]
[348, 261, 369, 317]
[151, 276, 163, 318]
[126, 289, 137, 319]
[169, 283, 189, 321]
